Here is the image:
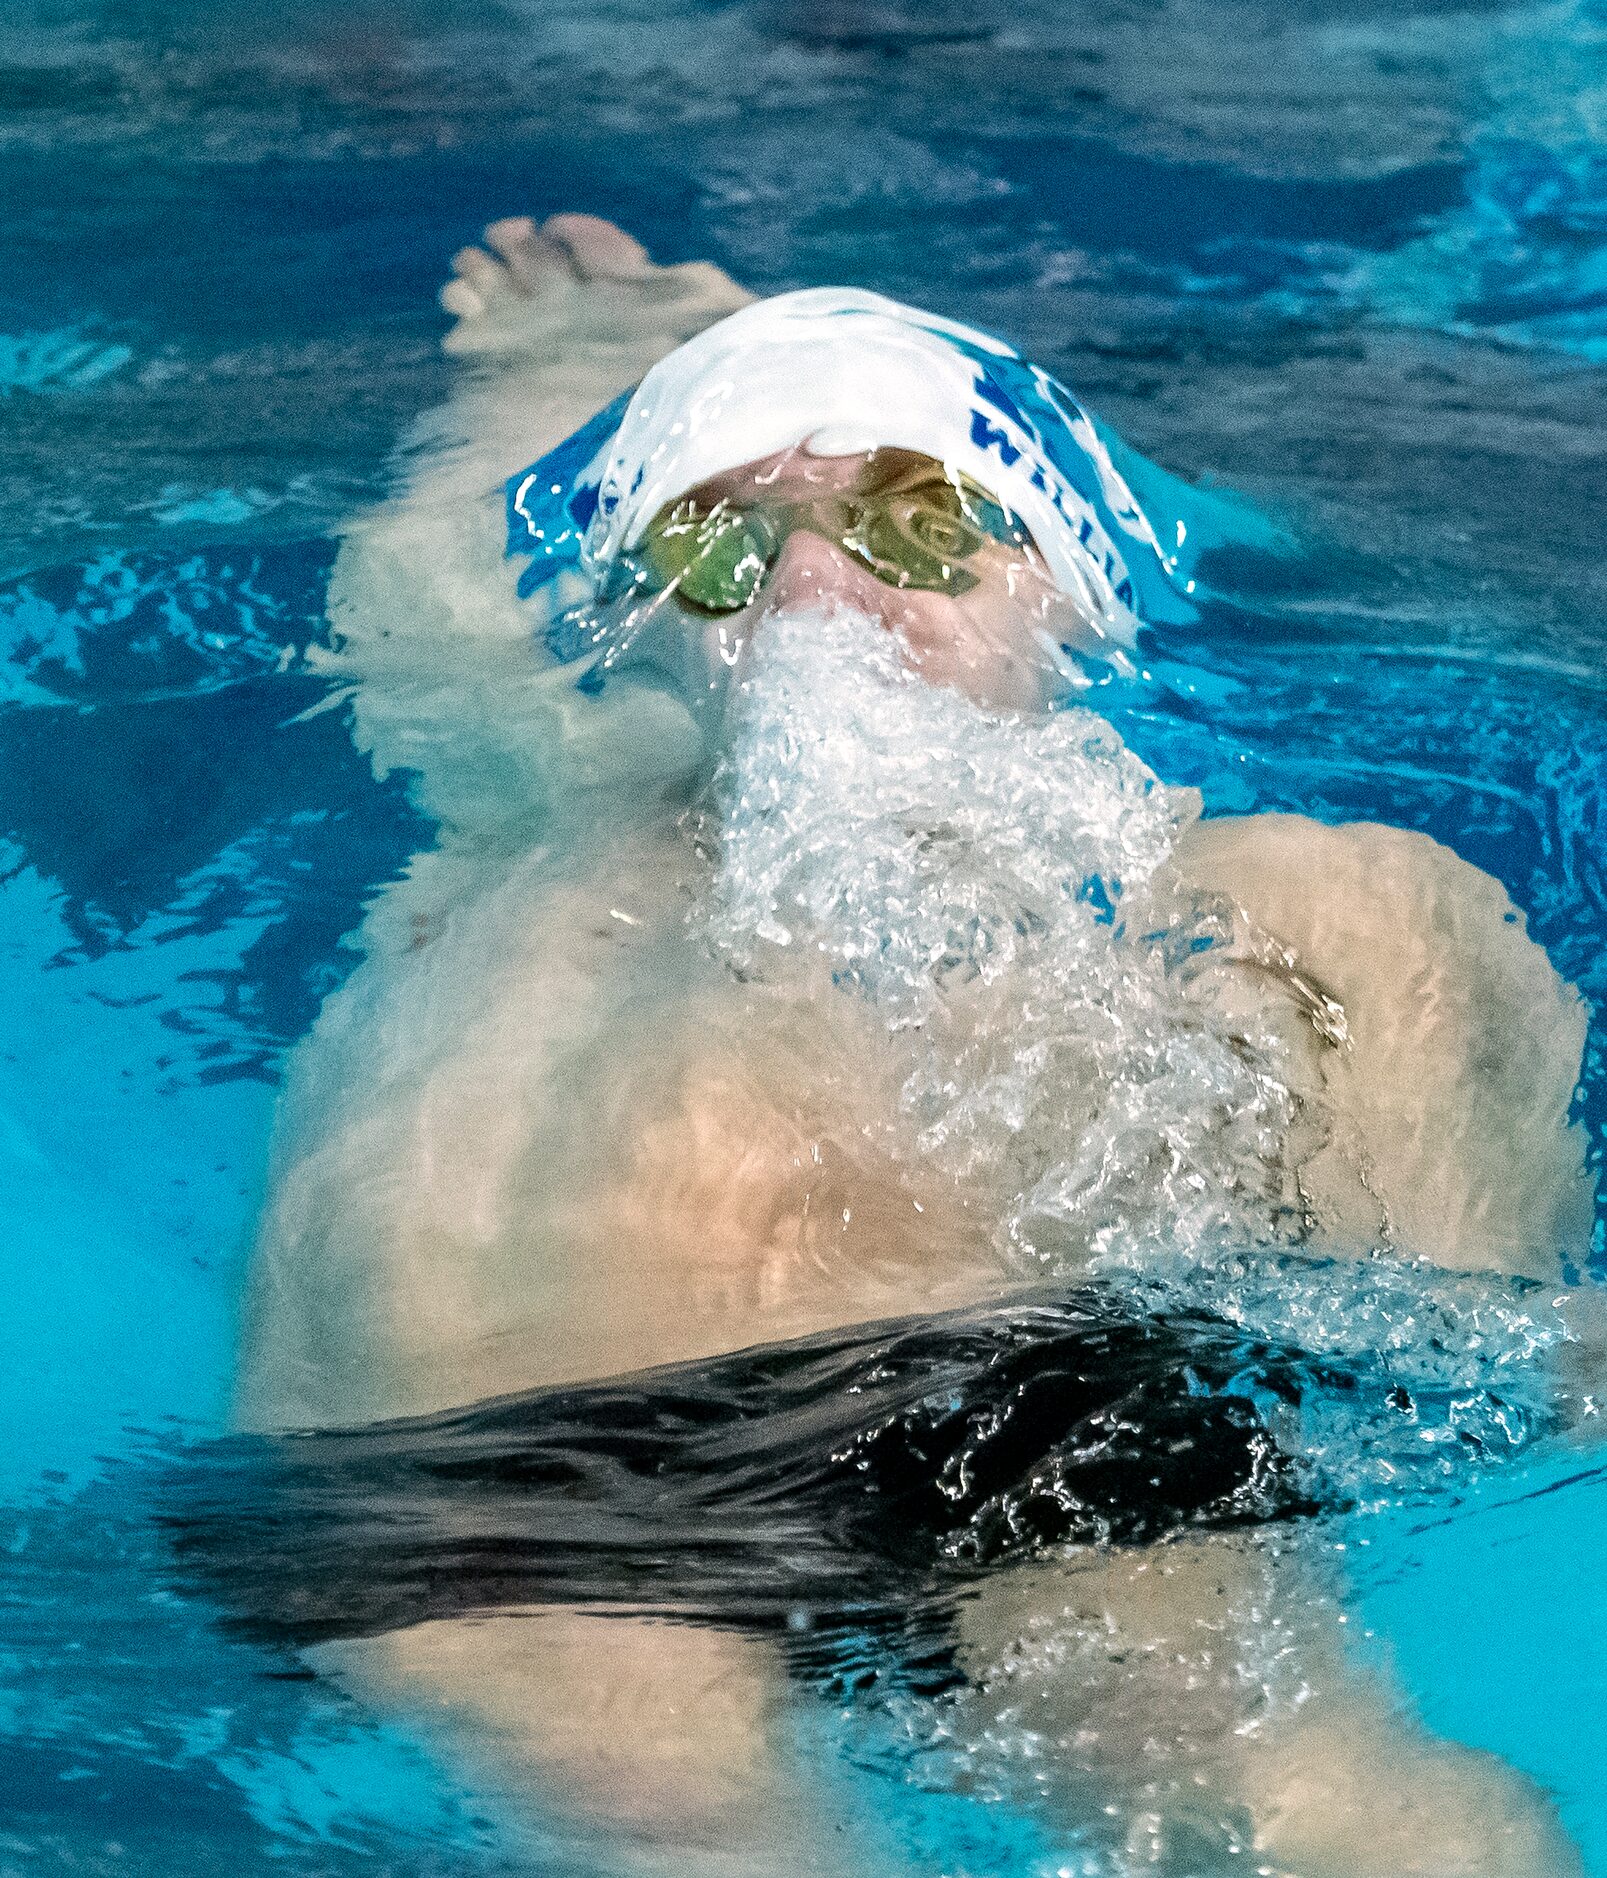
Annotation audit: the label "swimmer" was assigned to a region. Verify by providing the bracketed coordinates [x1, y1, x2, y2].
[237, 215, 1593, 1876]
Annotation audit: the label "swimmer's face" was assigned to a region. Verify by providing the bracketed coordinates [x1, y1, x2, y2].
[629, 447, 1073, 713]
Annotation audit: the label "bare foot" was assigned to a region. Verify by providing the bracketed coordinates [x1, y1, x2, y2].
[311, 211, 752, 703]
[440, 211, 752, 360]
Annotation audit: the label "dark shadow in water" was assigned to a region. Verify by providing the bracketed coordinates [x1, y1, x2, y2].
[0, 544, 431, 1069]
[984, 135, 1467, 261]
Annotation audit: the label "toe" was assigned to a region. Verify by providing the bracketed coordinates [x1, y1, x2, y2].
[541, 213, 654, 282]
[439, 278, 484, 320]
[449, 245, 509, 296]
[483, 216, 574, 292]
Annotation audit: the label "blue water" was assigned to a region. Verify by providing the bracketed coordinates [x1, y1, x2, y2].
[5, 0, 1607, 1869]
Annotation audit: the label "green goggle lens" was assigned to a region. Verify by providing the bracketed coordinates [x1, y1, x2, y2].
[637, 500, 777, 615]
[843, 482, 992, 595]
[623, 459, 1029, 617]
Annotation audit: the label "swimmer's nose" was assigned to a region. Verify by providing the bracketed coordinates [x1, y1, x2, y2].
[758, 528, 892, 621]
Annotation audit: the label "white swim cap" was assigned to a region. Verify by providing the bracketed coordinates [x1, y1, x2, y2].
[592, 289, 1184, 641]
[507, 287, 1203, 645]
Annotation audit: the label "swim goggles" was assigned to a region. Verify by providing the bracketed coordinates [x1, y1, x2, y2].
[602, 449, 1034, 617]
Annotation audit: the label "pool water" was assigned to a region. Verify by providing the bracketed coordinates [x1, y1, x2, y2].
[4, 0, 1607, 1871]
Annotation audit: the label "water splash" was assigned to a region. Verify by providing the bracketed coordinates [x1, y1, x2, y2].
[705, 606, 1302, 1270]
[700, 607, 1575, 1518]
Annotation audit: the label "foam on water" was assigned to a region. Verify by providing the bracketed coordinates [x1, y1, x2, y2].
[708, 606, 1299, 1259]
[704, 607, 1574, 1514]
